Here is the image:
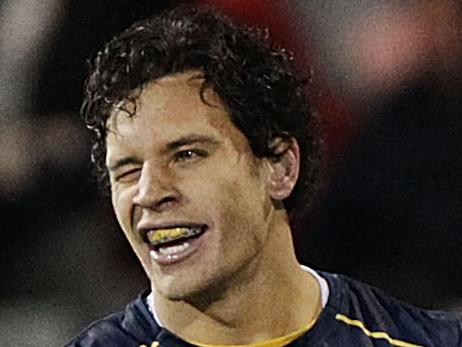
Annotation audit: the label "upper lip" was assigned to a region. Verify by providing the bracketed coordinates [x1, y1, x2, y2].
[137, 221, 207, 242]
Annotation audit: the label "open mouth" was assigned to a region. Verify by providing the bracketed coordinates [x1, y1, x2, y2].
[143, 225, 207, 262]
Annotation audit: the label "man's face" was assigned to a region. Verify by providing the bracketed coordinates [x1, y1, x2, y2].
[106, 71, 276, 300]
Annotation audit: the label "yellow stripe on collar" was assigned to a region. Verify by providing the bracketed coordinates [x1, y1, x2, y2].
[189, 319, 315, 347]
[335, 314, 423, 347]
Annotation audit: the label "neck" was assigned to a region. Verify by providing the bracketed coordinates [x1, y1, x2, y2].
[152, 211, 322, 345]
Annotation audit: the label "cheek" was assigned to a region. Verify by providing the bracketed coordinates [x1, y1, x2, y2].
[218, 181, 270, 263]
[198, 169, 269, 235]
[111, 186, 137, 235]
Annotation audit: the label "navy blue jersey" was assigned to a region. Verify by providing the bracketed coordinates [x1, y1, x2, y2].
[65, 272, 462, 346]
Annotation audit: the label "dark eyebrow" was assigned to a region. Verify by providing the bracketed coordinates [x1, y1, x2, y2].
[107, 135, 218, 172]
[107, 156, 142, 172]
[164, 134, 219, 153]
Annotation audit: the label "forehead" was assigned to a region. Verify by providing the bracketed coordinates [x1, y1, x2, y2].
[105, 71, 250, 157]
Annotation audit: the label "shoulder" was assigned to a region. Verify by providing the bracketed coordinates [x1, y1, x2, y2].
[64, 293, 159, 347]
[320, 272, 462, 346]
[64, 311, 131, 347]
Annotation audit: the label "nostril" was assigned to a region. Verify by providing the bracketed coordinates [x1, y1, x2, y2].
[157, 196, 177, 208]
[133, 192, 178, 210]
[133, 193, 179, 210]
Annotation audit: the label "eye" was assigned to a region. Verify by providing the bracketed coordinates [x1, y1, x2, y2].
[114, 168, 141, 183]
[175, 149, 207, 162]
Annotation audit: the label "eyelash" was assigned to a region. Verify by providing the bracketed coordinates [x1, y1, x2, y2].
[115, 168, 140, 182]
[175, 149, 207, 162]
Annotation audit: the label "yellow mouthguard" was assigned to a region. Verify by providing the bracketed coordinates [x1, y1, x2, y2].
[147, 227, 190, 244]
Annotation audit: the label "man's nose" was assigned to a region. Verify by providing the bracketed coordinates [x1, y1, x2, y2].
[132, 163, 181, 212]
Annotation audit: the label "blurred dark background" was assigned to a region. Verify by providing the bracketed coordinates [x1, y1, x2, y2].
[1, 0, 461, 345]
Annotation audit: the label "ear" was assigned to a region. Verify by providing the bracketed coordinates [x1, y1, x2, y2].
[266, 137, 300, 201]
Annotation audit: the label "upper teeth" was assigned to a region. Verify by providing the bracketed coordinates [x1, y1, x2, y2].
[146, 227, 202, 246]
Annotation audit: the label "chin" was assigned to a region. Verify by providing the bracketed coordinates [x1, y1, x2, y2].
[153, 274, 227, 306]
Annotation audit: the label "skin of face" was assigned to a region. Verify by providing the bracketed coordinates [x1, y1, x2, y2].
[105, 71, 287, 302]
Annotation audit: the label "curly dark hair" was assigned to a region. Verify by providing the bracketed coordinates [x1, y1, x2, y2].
[82, 5, 319, 220]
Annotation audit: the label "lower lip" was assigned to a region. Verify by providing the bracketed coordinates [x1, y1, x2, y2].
[149, 231, 206, 266]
